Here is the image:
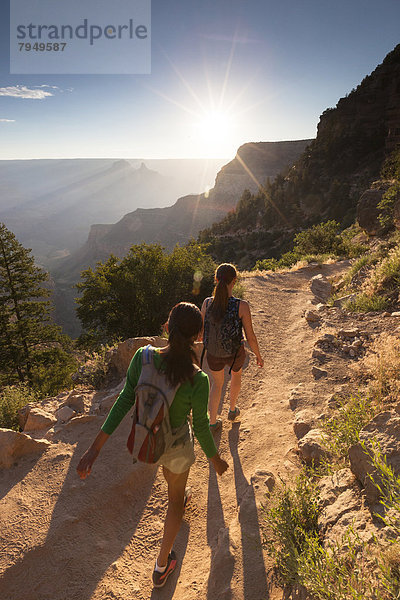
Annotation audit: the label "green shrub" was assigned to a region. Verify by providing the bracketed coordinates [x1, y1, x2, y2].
[262, 473, 321, 587]
[0, 384, 39, 430]
[378, 182, 400, 229]
[254, 257, 280, 271]
[278, 250, 301, 267]
[344, 293, 390, 313]
[30, 343, 79, 397]
[74, 345, 114, 389]
[381, 148, 400, 180]
[298, 530, 383, 600]
[373, 245, 400, 292]
[77, 242, 216, 347]
[342, 254, 379, 288]
[293, 220, 343, 256]
[365, 441, 400, 537]
[232, 279, 245, 298]
[341, 245, 400, 313]
[321, 396, 377, 462]
[340, 225, 369, 258]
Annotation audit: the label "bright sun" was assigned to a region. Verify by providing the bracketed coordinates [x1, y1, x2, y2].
[195, 110, 233, 143]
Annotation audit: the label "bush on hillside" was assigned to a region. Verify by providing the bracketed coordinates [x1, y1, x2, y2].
[76, 242, 216, 348]
[377, 148, 400, 229]
[262, 473, 321, 588]
[254, 221, 364, 272]
[293, 220, 344, 255]
[0, 384, 39, 430]
[378, 182, 400, 229]
[362, 333, 400, 402]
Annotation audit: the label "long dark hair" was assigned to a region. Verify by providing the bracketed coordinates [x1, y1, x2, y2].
[162, 302, 203, 386]
[209, 263, 237, 321]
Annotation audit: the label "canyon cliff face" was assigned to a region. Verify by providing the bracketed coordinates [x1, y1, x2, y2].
[61, 139, 311, 274]
[211, 140, 313, 205]
[199, 44, 400, 268]
[54, 140, 311, 335]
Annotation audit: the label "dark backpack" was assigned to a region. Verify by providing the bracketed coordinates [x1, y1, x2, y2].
[127, 345, 181, 463]
[203, 296, 243, 364]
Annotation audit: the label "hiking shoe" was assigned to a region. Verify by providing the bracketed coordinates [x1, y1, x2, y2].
[228, 408, 241, 422]
[210, 418, 223, 433]
[152, 551, 177, 588]
[184, 486, 192, 510]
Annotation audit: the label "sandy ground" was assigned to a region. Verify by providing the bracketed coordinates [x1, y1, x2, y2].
[0, 263, 350, 600]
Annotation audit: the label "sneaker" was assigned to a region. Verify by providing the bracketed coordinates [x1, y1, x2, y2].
[210, 417, 223, 433]
[228, 407, 241, 422]
[152, 551, 177, 588]
[184, 486, 192, 510]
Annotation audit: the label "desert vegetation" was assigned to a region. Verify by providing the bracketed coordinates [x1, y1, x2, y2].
[76, 241, 216, 348]
[262, 328, 400, 599]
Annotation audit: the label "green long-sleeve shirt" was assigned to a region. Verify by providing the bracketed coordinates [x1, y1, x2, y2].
[101, 347, 218, 458]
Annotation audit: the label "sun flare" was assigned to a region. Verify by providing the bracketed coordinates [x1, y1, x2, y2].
[195, 110, 233, 143]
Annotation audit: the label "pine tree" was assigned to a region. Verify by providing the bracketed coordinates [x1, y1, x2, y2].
[0, 222, 67, 386]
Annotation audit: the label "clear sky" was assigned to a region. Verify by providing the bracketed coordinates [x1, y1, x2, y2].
[0, 0, 399, 160]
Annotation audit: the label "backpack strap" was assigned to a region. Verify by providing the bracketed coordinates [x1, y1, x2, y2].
[201, 298, 213, 368]
[142, 344, 153, 365]
[229, 298, 243, 373]
[200, 346, 206, 369]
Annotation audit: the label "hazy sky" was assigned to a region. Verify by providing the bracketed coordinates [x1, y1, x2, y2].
[1, 0, 399, 160]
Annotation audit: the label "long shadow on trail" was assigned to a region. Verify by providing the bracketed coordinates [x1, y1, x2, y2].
[0, 423, 158, 600]
[228, 426, 269, 600]
[206, 464, 234, 600]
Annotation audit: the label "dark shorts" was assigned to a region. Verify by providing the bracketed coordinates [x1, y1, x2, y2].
[206, 344, 246, 373]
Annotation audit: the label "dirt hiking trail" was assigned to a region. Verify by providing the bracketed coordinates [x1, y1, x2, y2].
[0, 263, 349, 600]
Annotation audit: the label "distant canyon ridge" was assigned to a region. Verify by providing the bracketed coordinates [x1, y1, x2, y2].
[51, 140, 311, 335]
[0, 142, 311, 335]
[60, 140, 312, 278]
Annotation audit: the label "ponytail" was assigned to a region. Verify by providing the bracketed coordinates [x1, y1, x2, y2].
[162, 302, 203, 386]
[209, 263, 237, 321]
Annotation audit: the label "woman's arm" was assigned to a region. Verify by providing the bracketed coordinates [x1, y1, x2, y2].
[191, 373, 229, 475]
[199, 297, 210, 342]
[76, 348, 142, 479]
[76, 430, 109, 479]
[239, 300, 264, 367]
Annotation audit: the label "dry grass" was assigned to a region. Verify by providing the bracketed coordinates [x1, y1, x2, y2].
[362, 332, 400, 402]
[363, 245, 400, 297]
[384, 544, 400, 578]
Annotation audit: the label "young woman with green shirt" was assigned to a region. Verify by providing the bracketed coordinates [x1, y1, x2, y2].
[76, 302, 228, 588]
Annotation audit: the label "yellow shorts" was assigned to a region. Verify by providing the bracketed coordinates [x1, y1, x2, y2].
[157, 426, 196, 474]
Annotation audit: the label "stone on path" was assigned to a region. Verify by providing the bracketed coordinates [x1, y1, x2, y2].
[305, 309, 321, 323]
[55, 406, 76, 423]
[293, 411, 313, 439]
[24, 407, 57, 432]
[312, 366, 328, 379]
[0, 428, 51, 468]
[310, 274, 332, 302]
[298, 429, 329, 464]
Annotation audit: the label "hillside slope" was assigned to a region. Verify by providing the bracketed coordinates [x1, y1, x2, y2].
[2, 261, 381, 600]
[0, 158, 227, 269]
[53, 140, 310, 336]
[200, 44, 400, 267]
[58, 140, 311, 276]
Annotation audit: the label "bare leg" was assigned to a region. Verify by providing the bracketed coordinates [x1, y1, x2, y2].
[208, 368, 224, 425]
[157, 467, 190, 567]
[229, 368, 242, 412]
